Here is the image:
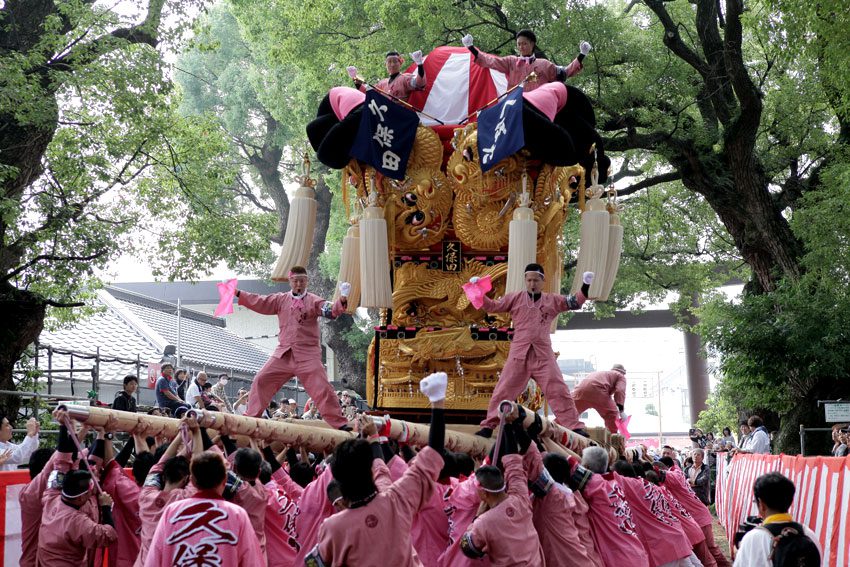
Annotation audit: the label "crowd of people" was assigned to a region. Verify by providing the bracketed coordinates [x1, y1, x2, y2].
[14, 382, 823, 567]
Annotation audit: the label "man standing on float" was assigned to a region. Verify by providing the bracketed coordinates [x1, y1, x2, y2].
[347, 50, 427, 103]
[235, 266, 352, 431]
[467, 263, 593, 438]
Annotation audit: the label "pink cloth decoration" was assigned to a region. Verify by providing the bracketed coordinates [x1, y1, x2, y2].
[329, 86, 366, 120]
[522, 82, 568, 121]
[214, 278, 238, 317]
[615, 414, 631, 439]
[462, 276, 492, 309]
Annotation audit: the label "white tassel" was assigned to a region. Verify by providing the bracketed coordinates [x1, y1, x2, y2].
[271, 185, 317, 281]
[333, 224, 361, 313]
[598, 210, 623, 301]
[359, 206, 393, 308]
[506, 176, 538, 294]
[571, 193, 609, 298]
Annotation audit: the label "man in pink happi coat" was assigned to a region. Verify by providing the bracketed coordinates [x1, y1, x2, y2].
[136, 426, 200, 567]
[522, 443, 599, 566]
[260, 446, 304, 567]
[144, 450, 262, 567]
[653, 477, 716, 567]
[348, 50, 427, 103]
[459, 412, 544, 567]
[660, 458, 731, 567]
[439, 474, 491, 567]
[306, 372, 449, 567]
[610, 461, 698, 567]
[230, 448, 269, 560]
[573, 365, 628, 434]
[236, 265, 351, 430]
[38, 465, 118, 566]
[467, 263, 593, 437]
[19, 448, 60, 567]
[462, 30, 590, 92]
[565, 448, 650, 567]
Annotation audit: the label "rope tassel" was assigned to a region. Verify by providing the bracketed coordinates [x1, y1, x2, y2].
[360, 203, 393, 308]
[506, 173, 538, 294]
[334, 224, 361, 313]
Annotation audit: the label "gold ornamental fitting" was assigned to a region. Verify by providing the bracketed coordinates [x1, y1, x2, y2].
[298, 146, 317, 188]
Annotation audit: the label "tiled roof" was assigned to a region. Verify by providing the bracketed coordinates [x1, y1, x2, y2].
[38, 288, 269, 380]
[113, 291, 269, 375]
[38, 305, 162, 384]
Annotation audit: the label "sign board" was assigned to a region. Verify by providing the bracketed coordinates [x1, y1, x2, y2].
[824, 402, 850, 423]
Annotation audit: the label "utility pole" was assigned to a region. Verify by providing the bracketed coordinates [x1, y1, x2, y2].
[176, 298, 182, 367]
[657, 371, 663, 446]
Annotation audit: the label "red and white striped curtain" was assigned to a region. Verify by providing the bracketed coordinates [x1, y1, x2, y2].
[715, 452, 850, 566]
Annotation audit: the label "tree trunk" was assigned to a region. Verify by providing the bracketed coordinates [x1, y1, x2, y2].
[0, 283, 46, 418]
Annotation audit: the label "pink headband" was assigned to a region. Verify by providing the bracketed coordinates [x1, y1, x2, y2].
[524, 270, 545, 279]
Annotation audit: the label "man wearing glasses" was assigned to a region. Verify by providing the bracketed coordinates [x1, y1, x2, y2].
[235, 265, 352, 431]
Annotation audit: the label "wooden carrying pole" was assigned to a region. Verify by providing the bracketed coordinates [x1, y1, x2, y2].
[63, 405, 611, 461]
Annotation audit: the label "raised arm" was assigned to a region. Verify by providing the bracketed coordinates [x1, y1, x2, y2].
[236, 290, 285, 315]
[556, 271, 593, 313]
[461, 34, 515, 74]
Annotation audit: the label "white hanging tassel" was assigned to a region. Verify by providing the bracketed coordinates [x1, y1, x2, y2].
[506, 172, 538, 294]
[333, 224, 361, 313]
[359, 185, 393, 308]
[598, 196, 623, 301]
[571, 164, 609, 298]
[271, 156, 318, 281]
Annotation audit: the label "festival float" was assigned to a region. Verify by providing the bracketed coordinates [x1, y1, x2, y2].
[284, 46, 624, 423]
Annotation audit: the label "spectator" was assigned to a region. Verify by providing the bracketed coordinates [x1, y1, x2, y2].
[154, 363, 187, 415]
[211, 374, 233, 412]
[112, 375, 138, 413]
[721, 426, 736, 448]
[735, 416, 771, 455]
[184, 372, 207, 409]
[733, 472, 821, 566]
[833, 426, 849, 457]
[233, 388, 249, 415]
[661, 445, 682, 469]
[287, 399, 300, 419]
[0, 412, 39, 471]
[685, 448, 711, 505]
[200, 382, 221, 411]
[173, 368, 188, 401]
[738, 420, 751, 448]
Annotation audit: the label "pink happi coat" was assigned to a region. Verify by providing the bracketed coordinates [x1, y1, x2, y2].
[101, 459, 141, 567]
[135, 460, 197, 567]
[264, 468, 304, 567]
[37, 453, 117, 566]
[523, 445, 599, 566]
[438, 476, 490, 567]
[293, 464, 335, 567]
[19, 449, 64, 567]
[143, 491, 263, 567]
[313, 447, 444, 567]
[613, 473, 693, 566]
[473, 51, 583, 92]
[568, 456, 650, 567]
[462, 454, 544, 567]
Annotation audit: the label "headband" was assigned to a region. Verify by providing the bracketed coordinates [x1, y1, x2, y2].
[62, 480, 92, 499]
[288, 271, 308, 279]
[524, 270, 545, 279]
[473, 475, 506, 493]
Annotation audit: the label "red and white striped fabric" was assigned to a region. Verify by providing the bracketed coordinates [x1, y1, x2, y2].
[715, 452, 850, 566]
[406, 46, 507, 125]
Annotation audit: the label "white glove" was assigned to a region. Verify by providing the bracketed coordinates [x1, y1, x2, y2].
[582, 271, 594, 285]
[346, 66, 358, 79]
[469, 276, 480, 284]
[580, 41, 592, 56]
[410, 50, 424, 65]
[619, 411, 627, 421]
[461, 34, 474, 48]
[339, 282, 351, 297]
[420, 372, 448, 402]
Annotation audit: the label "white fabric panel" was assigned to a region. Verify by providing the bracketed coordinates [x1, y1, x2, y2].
[490, 68, 508, 96]
[421, 52, 471, 125]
